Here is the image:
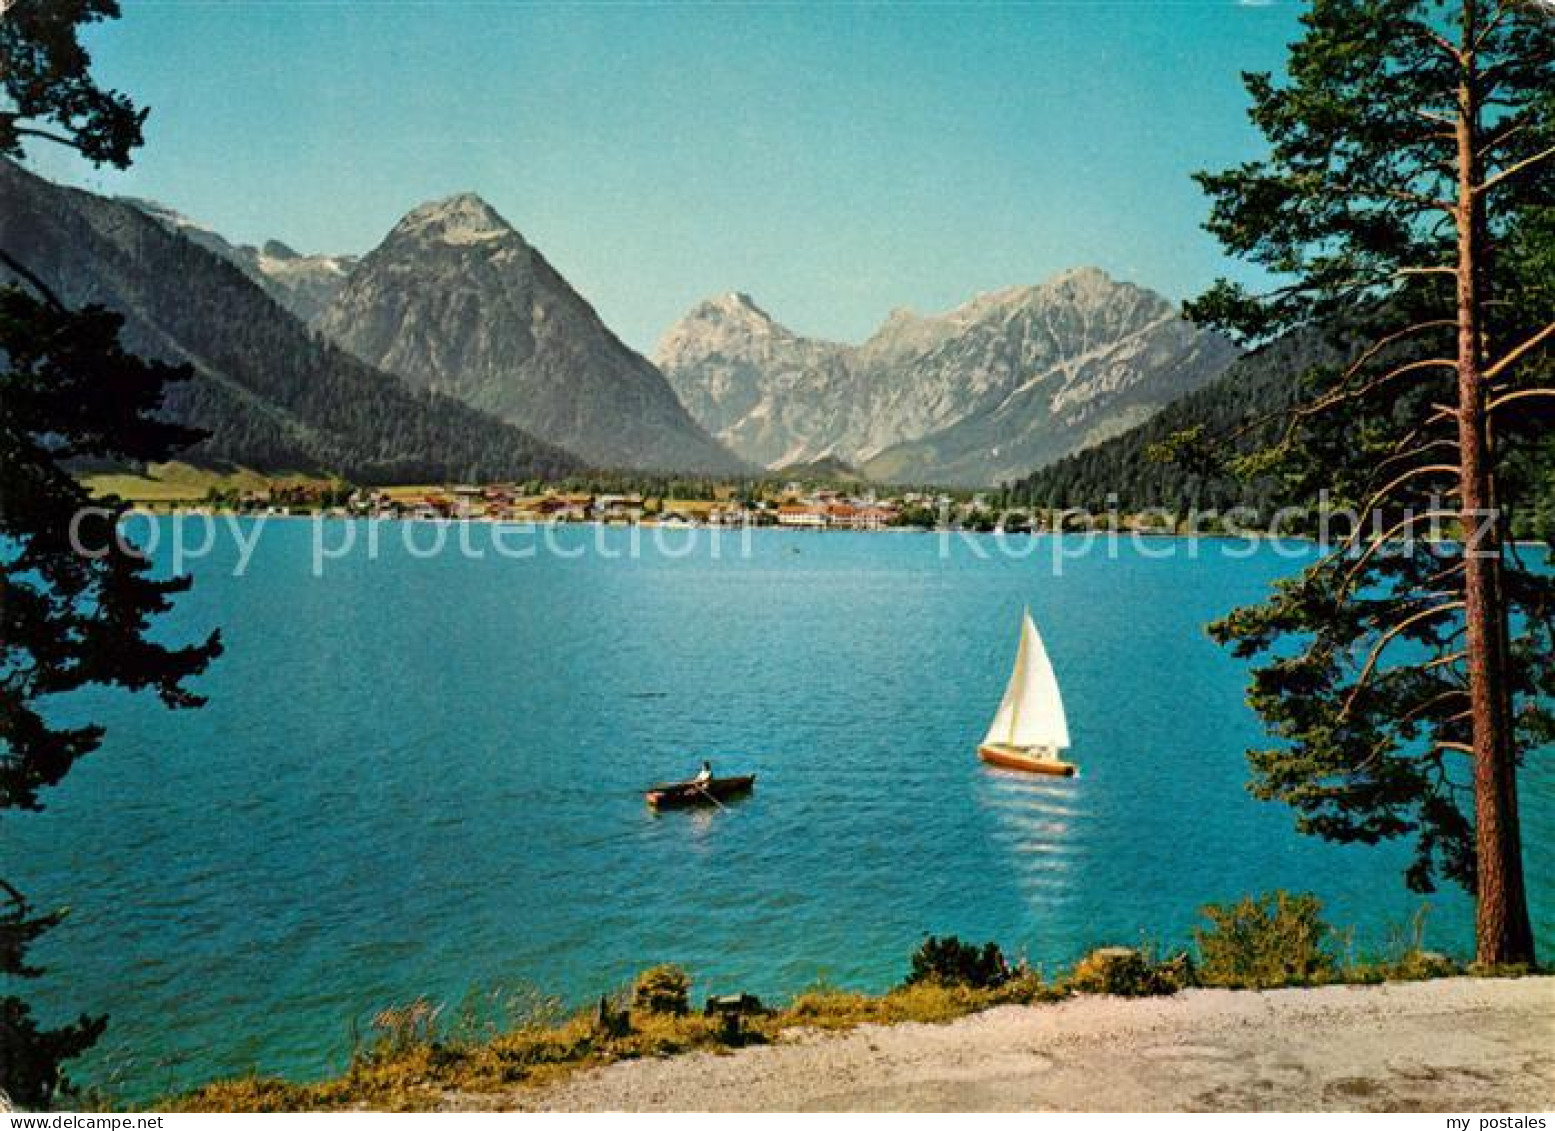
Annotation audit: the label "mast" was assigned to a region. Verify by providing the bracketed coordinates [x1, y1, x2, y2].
[1006, 611, 1030, 744]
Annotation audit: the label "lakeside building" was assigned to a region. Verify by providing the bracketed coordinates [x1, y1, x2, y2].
[594, 494, 646, 522]
[777, 505, 828, 528]
[774, 501, 900, 530]
[850, 506, 896, 531]
[288, 483, 925, 530]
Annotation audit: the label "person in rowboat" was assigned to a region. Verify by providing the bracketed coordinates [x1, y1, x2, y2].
[692, 761, 713, 786]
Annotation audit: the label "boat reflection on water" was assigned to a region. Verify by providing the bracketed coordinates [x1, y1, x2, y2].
[978, 771, 1090, 963]
[645, 791, 723, 832]
[681, 805, 720, 842]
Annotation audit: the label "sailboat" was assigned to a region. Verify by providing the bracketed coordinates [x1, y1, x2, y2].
[977, 609, 1076, 777]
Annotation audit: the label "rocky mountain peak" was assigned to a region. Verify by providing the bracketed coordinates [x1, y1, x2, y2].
[314, 195, 742, 474]
[659, 268, 1239, 483]
[961, 268, 1151, 317]
[657, 291, 794, 363]
[393, 192, 515, 246]
[716, 290, 763, 313]
[1052, 264, 1114, 288]
[1045, 265, 1150, 303]
[689, 291, 776, 326]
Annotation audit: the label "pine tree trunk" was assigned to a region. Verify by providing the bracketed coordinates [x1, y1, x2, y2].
[1453, 0, 1535, 967]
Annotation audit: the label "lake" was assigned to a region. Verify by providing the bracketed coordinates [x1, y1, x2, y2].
[13, 519, 1552, 1099]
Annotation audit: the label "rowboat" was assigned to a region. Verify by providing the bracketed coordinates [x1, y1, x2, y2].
[645, 774, 756, 809]
[977, 609, 1076, 777]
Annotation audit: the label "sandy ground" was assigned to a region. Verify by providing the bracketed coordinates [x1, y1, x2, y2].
[448, 977, 1555, 1112]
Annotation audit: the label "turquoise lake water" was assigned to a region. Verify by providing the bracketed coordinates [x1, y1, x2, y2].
[12, 519, 1552, 1099]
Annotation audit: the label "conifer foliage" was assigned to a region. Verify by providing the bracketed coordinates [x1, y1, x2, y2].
[1186, 0, 1553, 965]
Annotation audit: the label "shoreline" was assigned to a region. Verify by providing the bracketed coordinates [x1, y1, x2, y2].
[111, 509, 1366, 543]
[470, 977, 1555, 1112]
[111, 510, 1555, 550]
[164, 953, 1552, 1113]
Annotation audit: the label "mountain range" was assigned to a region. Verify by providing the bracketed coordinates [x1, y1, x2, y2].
[656, 270, 1241, 485]
[9, 162, 1268, 490]
[126, 191, 1245, 487]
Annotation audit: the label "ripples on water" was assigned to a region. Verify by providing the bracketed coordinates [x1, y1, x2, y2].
[11, 521, 1551, 1097]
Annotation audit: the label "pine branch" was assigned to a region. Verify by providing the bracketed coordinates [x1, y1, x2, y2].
[0, 248, 65, 309]
[1484, 321, 1555, 382]
[1371, 436, 1461, 480]
[1341, 601, 1468, 720]
[1476, 120, 1528, 159]
[1487, 388, 1555, 414]
[1471, 0, 1512, 52]
[1330, 182, 1456, 212]
[1339, 508, 1463, 558]
[1341, 467, 1465, 589]
[1271, 356, 1457, 453]
[1409, 108, 1459, 134]
[1405, 688, 1473, 728]
[1478, 143, 1555, 195]
[1342, 320, 1455, 384]
[1355, 688, 1473, 773]
[13, 126, 87, 154]
[1424, 559, 1469, 588]
[1405, 21, 1466, 64]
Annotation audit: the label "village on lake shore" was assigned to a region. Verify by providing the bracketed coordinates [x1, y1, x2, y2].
[89, 467, 1271, 536]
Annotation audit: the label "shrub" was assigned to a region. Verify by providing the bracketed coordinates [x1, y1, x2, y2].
[1194, 891, 1336, 989]
[631, 965, 690, 1016]
[166, 1077, 315, 1113]
[905, 936, 1011, 989]
[992, 970, 1061, 1006]
[1067, 947, 1192, 997]
[1387, 949, 1457, 981]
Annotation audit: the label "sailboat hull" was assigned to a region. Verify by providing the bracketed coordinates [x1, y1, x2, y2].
[978, 744, 1077, 777]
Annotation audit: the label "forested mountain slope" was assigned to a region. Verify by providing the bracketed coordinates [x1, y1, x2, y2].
[0, 162, 582, 484]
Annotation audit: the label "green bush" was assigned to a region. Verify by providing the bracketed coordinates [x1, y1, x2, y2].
[1067, 947, 1193, 997]
[631, 965, 691, 1016]
[905, 936, 1010, 989]
[1194, 891, 1336, 989]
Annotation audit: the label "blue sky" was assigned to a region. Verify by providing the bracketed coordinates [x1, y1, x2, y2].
[37, 1, 1304, 352]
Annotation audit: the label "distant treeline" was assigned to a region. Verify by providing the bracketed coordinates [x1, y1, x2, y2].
[1010, 324, 1555, 542]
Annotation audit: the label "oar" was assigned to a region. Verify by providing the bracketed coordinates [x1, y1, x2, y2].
[692, 781, 728, 811]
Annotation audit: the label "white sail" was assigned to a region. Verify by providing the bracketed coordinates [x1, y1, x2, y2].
[982, 610, 1070, 750]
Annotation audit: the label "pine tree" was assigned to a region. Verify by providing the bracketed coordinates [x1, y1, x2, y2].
[1, 1, 221, 1106]
[1187, 0, 1553, 965]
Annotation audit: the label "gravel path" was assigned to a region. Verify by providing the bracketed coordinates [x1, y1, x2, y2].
[449, 977, 1554, 1112]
